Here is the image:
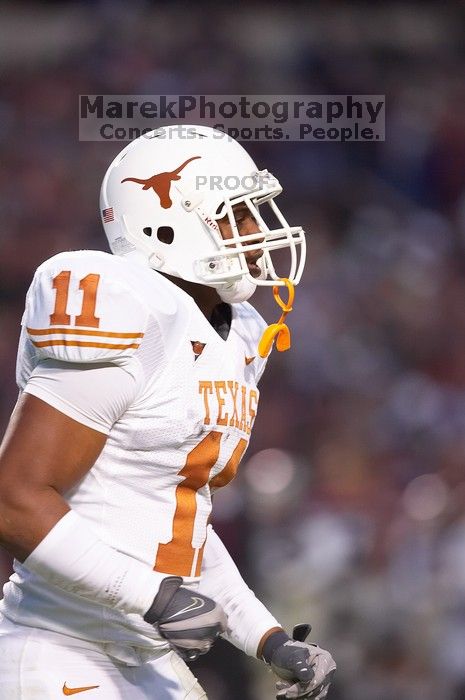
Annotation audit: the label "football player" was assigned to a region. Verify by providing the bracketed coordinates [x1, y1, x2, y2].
[0, 125, 335, 699]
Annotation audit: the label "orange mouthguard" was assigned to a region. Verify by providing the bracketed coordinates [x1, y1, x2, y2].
[258, 279, 295, 358]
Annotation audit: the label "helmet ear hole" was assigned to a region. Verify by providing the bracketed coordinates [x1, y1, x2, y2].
[143, 227, 152, 237]
[157, 226, 174, 245]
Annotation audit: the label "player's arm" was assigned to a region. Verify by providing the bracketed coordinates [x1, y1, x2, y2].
[0, 361, 167, 614]
[199, 526, 336, 698]
[0, 392, 105, 562]
[198, 524, 283, 656]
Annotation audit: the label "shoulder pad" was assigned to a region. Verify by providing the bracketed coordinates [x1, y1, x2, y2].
[24, 251, 150, 364]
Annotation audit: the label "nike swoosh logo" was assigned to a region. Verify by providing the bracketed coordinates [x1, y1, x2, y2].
[165, 596, 205, 620]
[63, 683, 100, 696]
[245, 356, 255, 365]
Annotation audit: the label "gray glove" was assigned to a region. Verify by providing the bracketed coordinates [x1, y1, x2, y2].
[268, 624, 336, 699]
[144, 576, 227, 660]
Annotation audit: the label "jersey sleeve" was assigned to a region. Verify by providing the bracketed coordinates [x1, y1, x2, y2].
[23, 359, 142, 434]
[23, 251, 149, 366]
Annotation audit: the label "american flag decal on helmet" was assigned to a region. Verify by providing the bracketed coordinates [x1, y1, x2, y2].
[102, 207, 114, 223]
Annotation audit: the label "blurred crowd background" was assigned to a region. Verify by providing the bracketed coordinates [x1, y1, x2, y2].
[1, 2, 465, 698]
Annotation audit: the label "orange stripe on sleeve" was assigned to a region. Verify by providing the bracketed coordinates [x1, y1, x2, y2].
[27, 327, 144, 339]
[31, 339, 141, 350]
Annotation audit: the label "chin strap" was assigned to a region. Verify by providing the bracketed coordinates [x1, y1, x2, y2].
[216, 276, 257, 304]
[258, 279, 295, 358]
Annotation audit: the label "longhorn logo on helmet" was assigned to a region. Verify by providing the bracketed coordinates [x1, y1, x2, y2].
[121, 156, 201, 209]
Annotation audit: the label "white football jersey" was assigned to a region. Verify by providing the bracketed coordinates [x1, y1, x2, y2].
[1, 250, 269, 662]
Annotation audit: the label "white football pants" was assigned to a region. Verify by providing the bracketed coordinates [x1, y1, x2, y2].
[0, 617, 207, 699]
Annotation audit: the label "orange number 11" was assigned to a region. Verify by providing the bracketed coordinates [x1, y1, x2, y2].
[50, 270, 101, 328]
[155, 431, 248, 578]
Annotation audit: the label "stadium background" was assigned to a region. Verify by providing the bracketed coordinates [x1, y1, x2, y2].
[1, 2, 465, 698]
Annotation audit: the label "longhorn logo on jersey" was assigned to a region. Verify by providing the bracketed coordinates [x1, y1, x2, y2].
[121, 156, 201, 209]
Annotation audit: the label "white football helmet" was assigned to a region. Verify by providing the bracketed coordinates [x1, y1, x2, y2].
[100, 124, 306, 302]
